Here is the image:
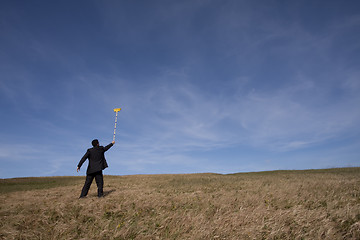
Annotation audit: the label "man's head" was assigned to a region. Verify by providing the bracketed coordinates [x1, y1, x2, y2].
[92, 139, 99, 147]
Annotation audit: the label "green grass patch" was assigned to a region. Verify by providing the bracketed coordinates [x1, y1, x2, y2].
[227, 167, 360, 176]
[0, 176, 83, 193]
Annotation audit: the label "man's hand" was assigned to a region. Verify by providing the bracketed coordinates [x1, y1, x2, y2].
[112, 141, 115, 144]
[77, 167, 80, 172]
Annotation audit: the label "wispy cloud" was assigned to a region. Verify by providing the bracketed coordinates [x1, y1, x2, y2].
[106, 68, 360, 169]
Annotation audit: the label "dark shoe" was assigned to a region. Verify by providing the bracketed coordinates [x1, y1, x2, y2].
[79, 196, 87, 199]
[98, 195, 104, 198]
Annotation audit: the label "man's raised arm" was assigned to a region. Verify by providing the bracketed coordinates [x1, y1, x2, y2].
[104, 141, 115, 151]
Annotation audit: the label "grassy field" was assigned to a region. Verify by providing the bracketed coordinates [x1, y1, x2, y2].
[1, 168, 360, 239]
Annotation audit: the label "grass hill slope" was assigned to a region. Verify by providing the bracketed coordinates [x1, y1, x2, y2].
[1, 168, 360, 239]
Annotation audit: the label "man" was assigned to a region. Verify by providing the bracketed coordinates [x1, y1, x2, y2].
[77, 139, 115, 198]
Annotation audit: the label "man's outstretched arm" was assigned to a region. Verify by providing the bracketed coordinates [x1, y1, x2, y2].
[77, 150, 90, 172]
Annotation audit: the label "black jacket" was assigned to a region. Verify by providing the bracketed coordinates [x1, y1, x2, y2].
[78, 143, 113, 174]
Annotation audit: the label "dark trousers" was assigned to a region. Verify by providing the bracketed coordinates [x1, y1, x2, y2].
[80, 171, 104, 197]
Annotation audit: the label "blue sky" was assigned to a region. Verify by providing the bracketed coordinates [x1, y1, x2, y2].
[1, 0, 359, 178]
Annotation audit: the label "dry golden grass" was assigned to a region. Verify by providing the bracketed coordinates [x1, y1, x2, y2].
[1, 168, 360, 239]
